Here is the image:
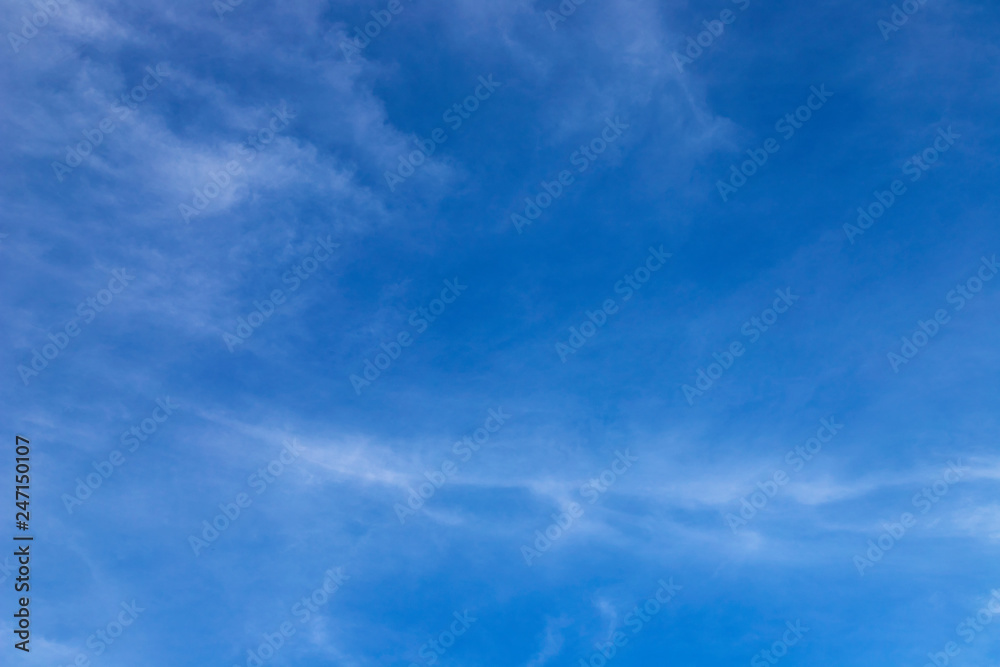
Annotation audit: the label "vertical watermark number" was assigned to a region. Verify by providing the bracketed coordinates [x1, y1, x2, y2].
[13, 435, 32, 652]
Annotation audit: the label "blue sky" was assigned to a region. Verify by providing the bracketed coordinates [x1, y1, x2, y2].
[2, 0, 1000, 665]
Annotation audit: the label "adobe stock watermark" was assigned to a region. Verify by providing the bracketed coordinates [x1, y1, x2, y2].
[878, 0, 932, 41]
[231, 567, 349, 667]
[187, 439, 305, 556]
[683, 288, 799, 405]
[511, 117, 630, 234]
[578, 578, 682, 667]
[6, 0, 73, 54]
[408, 610, 477, 667]
[672, 0, 752, 72]
[336, 0, 412, 60]
[52, 64, 170, 182]
[349, 278, 467, 395]
[725, 417, 844, 532]
[179, 102, 296, 223]
[521, 449, 638, 565]
[886, 254, 996, 373]
[62, 398, 179, 514]
[716, 85, 833, 202]
[213, 0, 246, 20]
[394, 408, 511, 524]
[522, 506, 584, 567]
[556, 246, 672, 363]
[921, 587, 1000, 667]
[844, 126, 960, 244]
[17, 269, 135, 386]
[544, 0, 589, 30]
[853, 460, 967, 575]
[749, 620, 809, 667]
[55, 600, 145, 667]
[223, 236, 340, 352]
[384, 75, 502, 192]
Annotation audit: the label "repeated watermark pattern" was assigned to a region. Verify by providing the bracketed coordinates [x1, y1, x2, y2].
[62, 398, 179, 513]
[55, 600, 145, 667]
[520, 449, 638, 565]
[577, 578, 682, 666]
[919, 588, 1000, 666]
[853, 460, 967, 575]
[511, 118, 630, 234]
[337, 0, 413, 60]
[179, 103, 296, 222]
[725, 417, 845, 532]
[232, 566, 348, 667]
[844, 127, 960, 244]
[673, 0, 752, 72]
[187, 439, 305, 556]
[18, 269, 136, 386]
[683, 288, 800, 405]
[6, 0, 73, 53]
[384, 75, 502, 192]
[52, 63, 171, 182]
[15, 2, 997, 664]
[213, 0, 246, 20]
[408, 610, 477, 667]
[749, 620, 809, 667]
[545, 0, 591, 30]
[716, 86, 834, 202]
[224, 237, 340, 352]
[878, 0, 933, 40]
[350, 278, 467, 395]
[556, 246, 672, 362]
[394, 408, 511, 523]
[886, 254, 996, 372]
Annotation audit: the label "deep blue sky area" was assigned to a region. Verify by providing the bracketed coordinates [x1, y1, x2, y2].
[2, 0, 1000, 665]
